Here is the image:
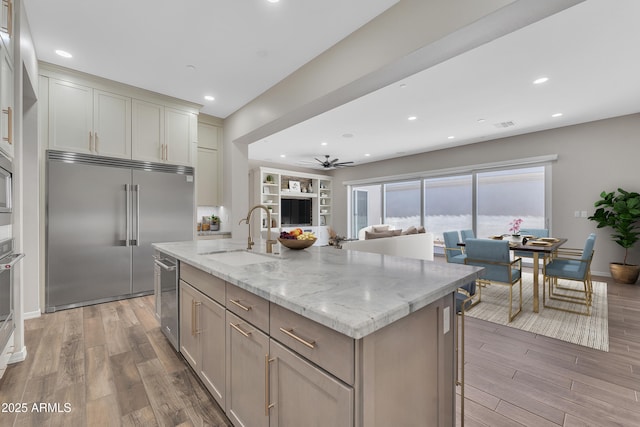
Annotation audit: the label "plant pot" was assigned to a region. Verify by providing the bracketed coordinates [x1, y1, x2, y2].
[211, 223, 220, 231]
[609, 262, 640, 284]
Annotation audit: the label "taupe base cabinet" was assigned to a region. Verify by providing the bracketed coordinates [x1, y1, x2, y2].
[179, 262, 455, 427]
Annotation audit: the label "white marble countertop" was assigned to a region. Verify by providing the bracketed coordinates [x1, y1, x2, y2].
[153, 239, 482, 339]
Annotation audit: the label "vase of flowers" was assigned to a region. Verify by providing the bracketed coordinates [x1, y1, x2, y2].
[508, 218, 523, 243]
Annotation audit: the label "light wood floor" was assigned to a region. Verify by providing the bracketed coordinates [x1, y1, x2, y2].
[0, 273, 638, 426]
[0, 296, 232, 427]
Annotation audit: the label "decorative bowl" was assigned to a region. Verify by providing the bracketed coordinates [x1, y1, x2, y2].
[278, 237, 317, 250]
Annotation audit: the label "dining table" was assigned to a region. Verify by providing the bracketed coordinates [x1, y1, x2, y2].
[459, 237, 568, 313]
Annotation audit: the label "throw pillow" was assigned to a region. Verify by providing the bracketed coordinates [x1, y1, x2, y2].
[417, 226, 426, 233]
[393, 229, 402, 236]
[365, 230, 394, 240]
[372, 225, 390, 233]
[402, 226, 418, 235]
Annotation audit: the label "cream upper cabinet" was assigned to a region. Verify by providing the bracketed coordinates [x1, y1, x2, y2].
[131, 99, 164, 162]
[131, 102, 194, 166]
[0, 0, 13, 61]
[196, 121, 222, 206]
[165, 107, 194, 166]
[48, 79, 132, 158]
[0, 43, 13, 157]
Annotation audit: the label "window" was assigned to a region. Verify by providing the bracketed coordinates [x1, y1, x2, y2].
[351, 184, 382, 239]
[384, 180, 421, 230]
[424, 175, 472, 242]
[348, 159, 550, 243]
[476, 166, 545, 237]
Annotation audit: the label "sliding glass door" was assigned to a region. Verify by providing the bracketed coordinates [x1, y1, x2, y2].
[423, 175, 472, 242]
[476, 166, 545, 237]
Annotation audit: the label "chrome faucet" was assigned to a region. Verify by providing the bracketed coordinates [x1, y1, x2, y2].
[239, 205, 277, 254]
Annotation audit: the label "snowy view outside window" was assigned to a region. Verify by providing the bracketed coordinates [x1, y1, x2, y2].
[351, 166, 546, 241]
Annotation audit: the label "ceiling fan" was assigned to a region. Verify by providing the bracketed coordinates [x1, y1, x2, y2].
[315, 155, 354, 169]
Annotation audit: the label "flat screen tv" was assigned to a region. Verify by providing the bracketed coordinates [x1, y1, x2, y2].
[281, 198, 312, 226]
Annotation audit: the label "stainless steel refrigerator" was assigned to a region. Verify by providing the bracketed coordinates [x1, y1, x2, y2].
[46, 150, 194, 312]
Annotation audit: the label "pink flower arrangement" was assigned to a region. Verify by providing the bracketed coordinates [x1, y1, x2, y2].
[508, 218, 523, 235]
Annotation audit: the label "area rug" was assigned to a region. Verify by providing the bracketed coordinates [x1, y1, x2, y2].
[465, 272, 609, 351]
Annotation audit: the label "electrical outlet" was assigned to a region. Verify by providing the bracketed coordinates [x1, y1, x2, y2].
[574, 211, 580, 218]
[581, 211, 588, 218]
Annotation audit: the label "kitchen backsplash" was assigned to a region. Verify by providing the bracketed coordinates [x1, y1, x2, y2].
[197, 206, 229, 232]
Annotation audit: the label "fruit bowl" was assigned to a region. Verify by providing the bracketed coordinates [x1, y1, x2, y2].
[278, 237, 317, 250]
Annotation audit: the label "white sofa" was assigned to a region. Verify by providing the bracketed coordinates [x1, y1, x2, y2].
[341, 231, 434, 261]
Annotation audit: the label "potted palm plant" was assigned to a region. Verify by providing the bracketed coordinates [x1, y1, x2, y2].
[588, 188, 640, 284]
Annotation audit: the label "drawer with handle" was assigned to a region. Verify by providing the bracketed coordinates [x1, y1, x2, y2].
[180, 263, 225, 305]
[270, 303, 354, 385]
[226, 283, 269, 333]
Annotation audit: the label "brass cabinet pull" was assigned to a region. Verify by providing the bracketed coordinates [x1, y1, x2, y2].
[229, 299, 252, 311]
[191, 300, 196, 336]
[2, 107, 11, 144]
[89, 131, 93, 152]
[265, 354, 275, 415]
[279, 327, 316, 349]
[95, 132, 99, 153]
[229, 322, 252, 338]
[194, 301, 202, 335]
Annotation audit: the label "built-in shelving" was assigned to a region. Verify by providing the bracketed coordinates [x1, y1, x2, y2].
[252, 167, 333, 243]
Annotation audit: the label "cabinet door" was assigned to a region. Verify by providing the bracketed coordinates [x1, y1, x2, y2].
[199, 295, 226, 408]
[165, 107, 193, 166]
[0, 44, 12, 157]
[226, 311, 269, 427]
[197, 147, 219, 207]
[132, 99, 164, 162]
[179, 281, 199, 370]
[48, 79, 93, 154]
[93, 90, 131, 159]
[269, 340, 353, 427]
[197, 122, 220, 150]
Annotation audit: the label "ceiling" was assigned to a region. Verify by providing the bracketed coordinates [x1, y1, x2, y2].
[23, 1, 640, 172]
[23, 0, 399, 118]
[248, 0, 640, 170]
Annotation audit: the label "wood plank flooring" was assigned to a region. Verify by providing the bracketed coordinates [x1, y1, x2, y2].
[0, 296, 232, 427]
[0, 272, 638, 426]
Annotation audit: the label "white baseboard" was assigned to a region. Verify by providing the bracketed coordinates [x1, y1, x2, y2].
[23, 309, 42, 320]
[8, 346, 27, 364]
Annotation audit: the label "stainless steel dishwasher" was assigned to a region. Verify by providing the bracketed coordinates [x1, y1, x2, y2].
[154, 253, 179, 351]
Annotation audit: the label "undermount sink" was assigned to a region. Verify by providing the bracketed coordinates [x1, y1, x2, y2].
[204, 250, 278, 266]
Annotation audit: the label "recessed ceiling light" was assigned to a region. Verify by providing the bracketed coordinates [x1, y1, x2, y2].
[320, 141, 328, 146]
[408, 116, 417, 121]
[399, 83, 407, 89]
[447, 136, 455, 139]
[186, 64, 196, 71]
[267, 0, 279, 3]
[204, 95, 215, 101]
[533, 77, 549, 85]
[342, 133, 354, 138]
[55, 50, 72, 58]
[552, 113, 563, 118]
[477, 119, 486, 123]
[364, 153, 371, 157]
[279, 154, 286, 158]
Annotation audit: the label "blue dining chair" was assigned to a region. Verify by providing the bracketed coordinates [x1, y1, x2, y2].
[464, 238, 523, 322]
[460, 229, 475, 242]
[543, 233, 596, 315]
[443, 231, 466, 264]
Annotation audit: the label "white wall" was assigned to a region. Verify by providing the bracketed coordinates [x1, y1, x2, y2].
[330, 113, 640, 276]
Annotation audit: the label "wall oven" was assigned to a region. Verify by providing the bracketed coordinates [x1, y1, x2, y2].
[0, 154, 12, 226]
[0, 238, 24, 352]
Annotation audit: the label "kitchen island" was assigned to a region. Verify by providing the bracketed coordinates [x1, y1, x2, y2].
[153, 239, 481, 427]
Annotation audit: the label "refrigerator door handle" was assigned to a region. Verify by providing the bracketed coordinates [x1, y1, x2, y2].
[135, 184, 141, 246]
[125, 184, 130, 247]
